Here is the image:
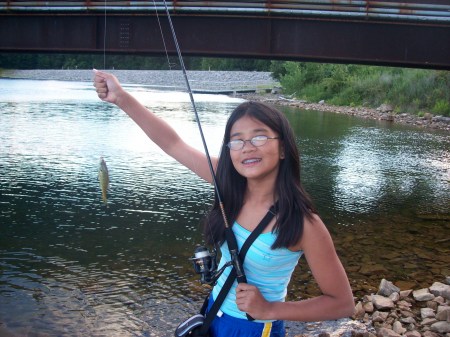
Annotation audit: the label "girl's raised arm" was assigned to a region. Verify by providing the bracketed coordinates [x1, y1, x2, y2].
[93, 69, 217, 183]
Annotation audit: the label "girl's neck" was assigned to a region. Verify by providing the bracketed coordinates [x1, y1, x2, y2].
[244, 178, 276, 208]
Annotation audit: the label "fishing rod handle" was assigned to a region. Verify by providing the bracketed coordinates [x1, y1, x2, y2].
[229, 250, 255, 321]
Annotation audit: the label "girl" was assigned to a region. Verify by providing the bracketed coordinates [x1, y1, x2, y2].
[93, 70, 354, 337]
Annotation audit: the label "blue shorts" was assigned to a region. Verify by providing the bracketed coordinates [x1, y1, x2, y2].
[206, 296, 285, 337]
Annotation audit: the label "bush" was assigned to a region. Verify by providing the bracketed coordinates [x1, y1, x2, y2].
[432, 100, 450, 116]
[278, 62, 450, 116]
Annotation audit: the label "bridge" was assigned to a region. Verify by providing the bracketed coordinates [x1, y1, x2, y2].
[1, 1, 449, 70]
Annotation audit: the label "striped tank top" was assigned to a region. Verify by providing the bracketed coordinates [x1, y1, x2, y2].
[211, 222, 303, 323]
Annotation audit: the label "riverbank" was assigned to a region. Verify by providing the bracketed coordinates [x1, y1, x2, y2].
[233, 92, 450, 132]
[284, 278, 450, 337]
[2, 69, 448, 132]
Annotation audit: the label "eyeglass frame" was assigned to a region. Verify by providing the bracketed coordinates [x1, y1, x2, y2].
[226, 135, 280, 151]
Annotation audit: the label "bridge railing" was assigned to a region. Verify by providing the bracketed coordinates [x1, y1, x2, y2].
[1, 0, 449, 23]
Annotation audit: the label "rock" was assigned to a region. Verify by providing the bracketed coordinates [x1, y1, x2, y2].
[363, 301, 375, 313]
[373, 311, 390, 323]
[427, 301, 439, 311]
[380, 113, 394, 121]
[365, 333, 378, 337]
[400, 316, 417, 325]
[393, 321, 407, 334]
[389, 293, 400, 302]
[319, 100, 325, 104]
[404, 331, 421, 337]
[354, 301, 366, 320]
[422, 318, 438, 325]
[377, 104, 394, 113]
[436, 307, 450, 321]
[372, 295, 395, 310]
[423, 112, 433, 120]
[271, 87, 282, 94]
[360, 264, 388, 275]
[431, 116, 450, 124]
[413, 288, 435, 302]
[377, 327, 401, 337]
[400, 310, 416, 318]
[429, 282, 450, 300]
[364, 295, 374, 302]
[318, 332, 331, 337]
[421, 308, 436, 319]
[422, 331, 440, 337]
[434, 296, 446, 305]
[400, 289, 414, 299]
[431, 321, 450, 333]
[397, 300, 413, 310]
[378, 279, 401, 297]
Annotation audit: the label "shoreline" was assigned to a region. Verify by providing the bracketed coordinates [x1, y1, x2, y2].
[233, 92, 450, 133]
[1, 69, 448, 132]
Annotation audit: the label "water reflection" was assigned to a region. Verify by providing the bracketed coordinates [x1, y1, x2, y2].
[1, 79, 449, 336]
[332, 125, 449, 216]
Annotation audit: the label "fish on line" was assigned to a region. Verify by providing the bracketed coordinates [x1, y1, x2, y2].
[98, 157, 109, 206]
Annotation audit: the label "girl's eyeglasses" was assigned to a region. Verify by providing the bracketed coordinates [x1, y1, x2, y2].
[226, 135, 279, 151]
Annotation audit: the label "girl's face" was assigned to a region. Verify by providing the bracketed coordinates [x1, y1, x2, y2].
[228, 115, 283, 182]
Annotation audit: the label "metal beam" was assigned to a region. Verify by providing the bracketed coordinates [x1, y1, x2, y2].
[1, 9, 449, 69]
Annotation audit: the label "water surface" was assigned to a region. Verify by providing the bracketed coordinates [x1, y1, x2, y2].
[1, 78, 448, 336]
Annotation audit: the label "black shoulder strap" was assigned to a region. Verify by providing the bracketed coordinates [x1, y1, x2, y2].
[198, 205, 276, 335]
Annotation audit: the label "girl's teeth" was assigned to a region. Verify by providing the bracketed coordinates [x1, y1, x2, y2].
[243, 158, 260, 164]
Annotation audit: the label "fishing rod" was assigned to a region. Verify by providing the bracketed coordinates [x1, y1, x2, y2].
[161, 0, 253, 320]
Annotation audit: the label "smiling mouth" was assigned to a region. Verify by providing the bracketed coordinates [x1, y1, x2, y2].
[242, 158, 261, 165]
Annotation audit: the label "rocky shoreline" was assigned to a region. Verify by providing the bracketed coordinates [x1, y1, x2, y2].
[233, 92, 450, 133]
[2, 69, 448, 132]
[350, 278, 450, 337]
[286, 278, 450, 337]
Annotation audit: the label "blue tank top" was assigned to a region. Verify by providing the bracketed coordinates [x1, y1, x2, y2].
[211, 222, 303, 322]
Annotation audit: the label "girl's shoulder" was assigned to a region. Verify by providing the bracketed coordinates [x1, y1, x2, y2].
[290, 213, 331, 251]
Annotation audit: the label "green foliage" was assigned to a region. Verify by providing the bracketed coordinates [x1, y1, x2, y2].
[0, 53, 273, 72]
[269, 60, 287, 80]
[279, 62, 450, 116]
[432, 100, 450, 115]
[2, 52, 448, 117]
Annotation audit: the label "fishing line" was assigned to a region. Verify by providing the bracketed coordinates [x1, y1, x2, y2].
[158, 5, 254, 322]
[160, 0, 231, 229]
[103, 0, 107, 69]
[152, 1, 173, 70]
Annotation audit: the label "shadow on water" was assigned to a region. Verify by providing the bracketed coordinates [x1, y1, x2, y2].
[0, 79, 449, 336]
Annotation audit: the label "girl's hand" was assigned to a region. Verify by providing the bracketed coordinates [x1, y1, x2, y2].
[92, 69, 123, 104]
[235, 283, 272, 320]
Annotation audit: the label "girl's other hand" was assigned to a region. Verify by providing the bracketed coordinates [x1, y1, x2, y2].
[235, 283, 272, 320]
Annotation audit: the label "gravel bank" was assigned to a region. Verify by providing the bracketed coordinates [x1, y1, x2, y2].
[234, 93, 450, 132]
[2, 69, 448, 132]
[1, 69, 278, 93]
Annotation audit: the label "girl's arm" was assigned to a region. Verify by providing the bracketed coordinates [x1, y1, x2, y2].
[93, 69, 217, 183]
[236, 214, 354, 321]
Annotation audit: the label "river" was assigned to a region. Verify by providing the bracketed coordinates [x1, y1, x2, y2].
[0, 77, 448, 336]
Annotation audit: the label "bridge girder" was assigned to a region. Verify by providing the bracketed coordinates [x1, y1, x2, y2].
[1, 13, 449, 70]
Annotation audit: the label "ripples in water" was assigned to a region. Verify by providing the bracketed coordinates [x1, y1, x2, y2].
[1, 79, 449, 336]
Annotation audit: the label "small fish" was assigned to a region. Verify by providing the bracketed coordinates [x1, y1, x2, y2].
[98, 157, 109, 206]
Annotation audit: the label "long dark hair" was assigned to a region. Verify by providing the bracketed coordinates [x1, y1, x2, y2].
[203, 101, 316, 249]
